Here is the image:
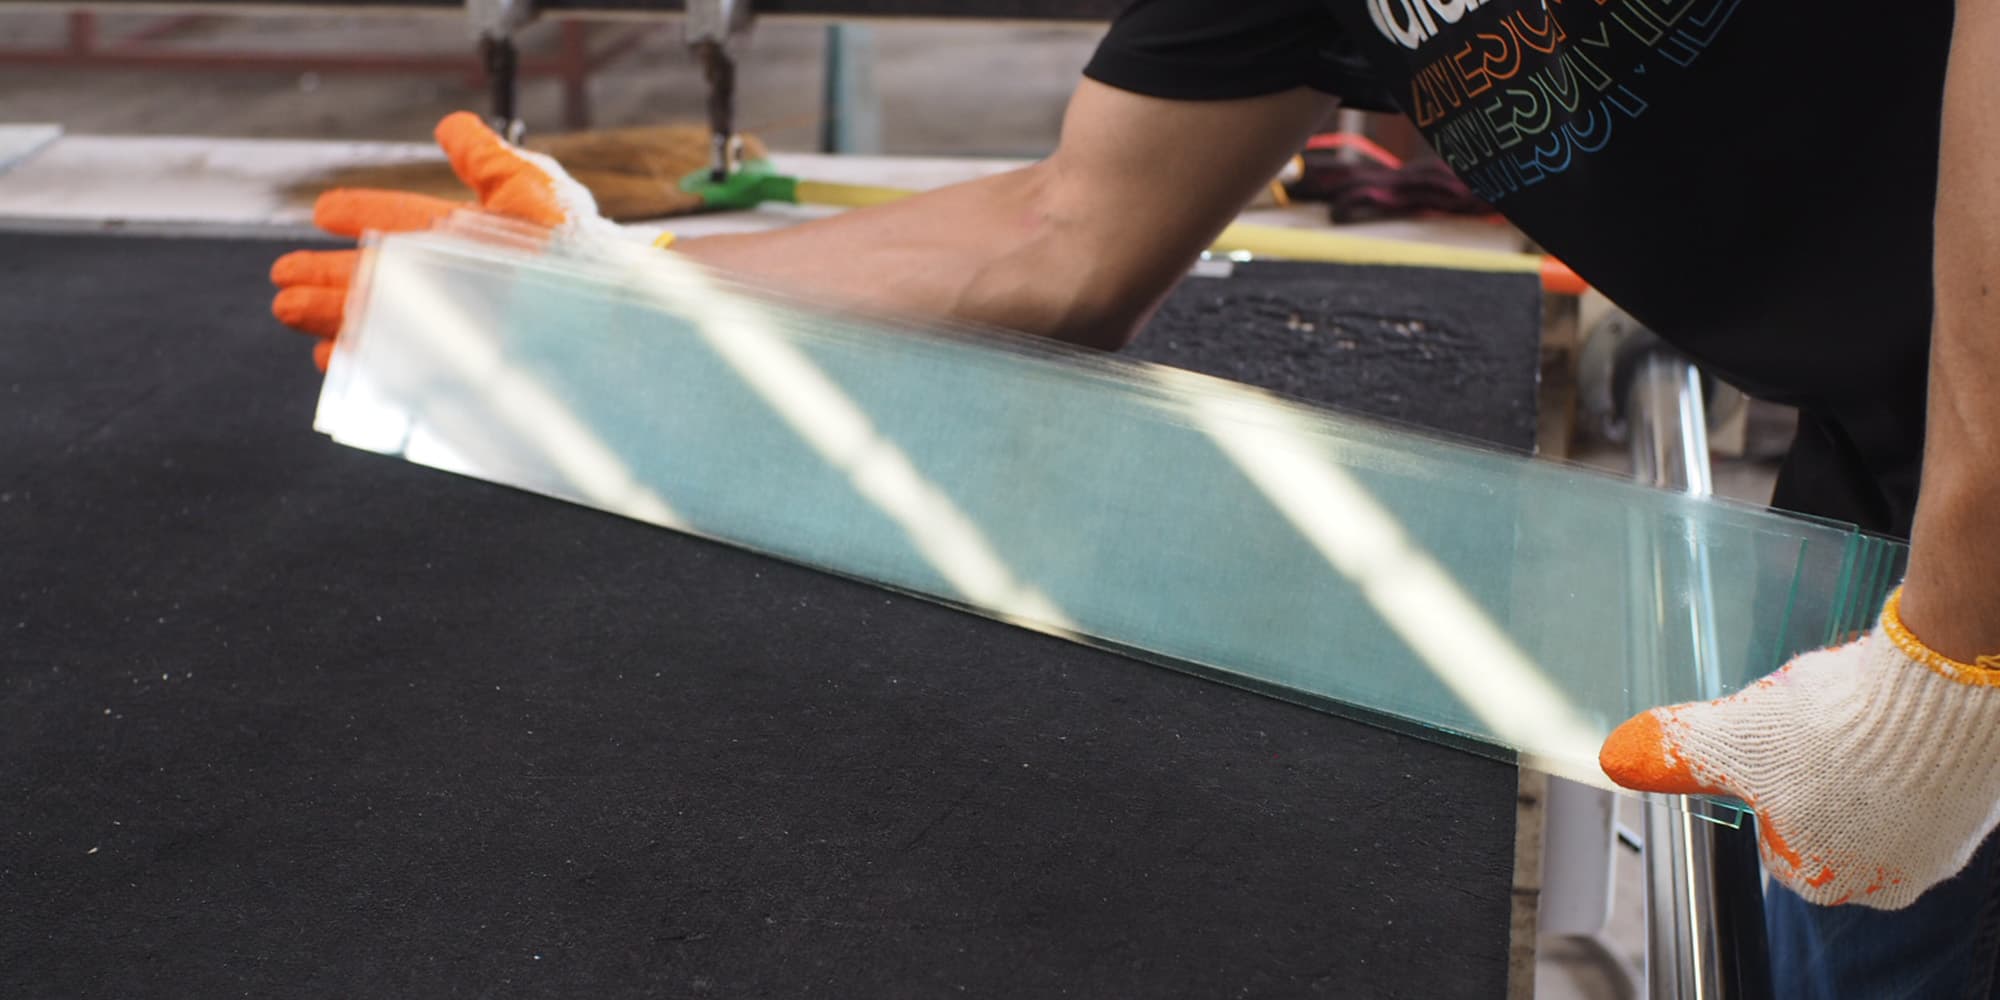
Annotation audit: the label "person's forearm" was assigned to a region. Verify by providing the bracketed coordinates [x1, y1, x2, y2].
[672, 163, 1144, 349]
[1900, 0, 2000, 660]
[669, 82, 1336, 352]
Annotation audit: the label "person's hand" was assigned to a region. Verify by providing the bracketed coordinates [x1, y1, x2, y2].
[1600, 588, 2000, 909]
[270, 111, 623, 370]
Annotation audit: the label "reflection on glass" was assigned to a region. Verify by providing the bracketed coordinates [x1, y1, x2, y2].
[317, 229, 1905, 794]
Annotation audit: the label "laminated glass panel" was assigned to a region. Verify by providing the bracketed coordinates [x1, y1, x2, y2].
[316, 230, 1906, 793]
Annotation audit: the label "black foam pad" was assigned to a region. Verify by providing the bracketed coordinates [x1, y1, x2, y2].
[2, 233, 1535, 998]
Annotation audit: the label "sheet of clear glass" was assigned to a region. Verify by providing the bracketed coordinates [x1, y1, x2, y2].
[315, 229, 1906, 793]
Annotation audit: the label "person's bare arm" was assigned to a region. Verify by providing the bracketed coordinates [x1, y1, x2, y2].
[675, 80, 1336, 350]
[1899, 0, 2000, 661]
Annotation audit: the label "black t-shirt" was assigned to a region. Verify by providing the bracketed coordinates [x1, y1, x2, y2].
[1085, 0, 1954, 535]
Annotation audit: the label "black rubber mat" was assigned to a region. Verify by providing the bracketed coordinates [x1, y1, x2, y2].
[2, 232, 1537, 998]
[1131, 260, 1544, 453]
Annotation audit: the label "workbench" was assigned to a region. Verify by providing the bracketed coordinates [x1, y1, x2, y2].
[2, 137, 1544, 997]
[0, 133, 1526, 247]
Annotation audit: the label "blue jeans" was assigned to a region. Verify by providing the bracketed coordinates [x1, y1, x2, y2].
[1767, 825, 2000, 998]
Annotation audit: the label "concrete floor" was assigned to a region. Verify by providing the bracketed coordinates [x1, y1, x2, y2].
[2, 11, 1786, 998]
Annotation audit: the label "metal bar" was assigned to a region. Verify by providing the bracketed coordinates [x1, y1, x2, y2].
[819, 22, 880, 154]
[1628, 351, 1770, 1000]
[1631, 354, 1728, 1000]
[1642, 794, 1726, 1000]
[67, 10, 97, 53]
[116, 11, 209, 43]
[1630, 352, 1726, 1000]
[481, 35, 519, 138]
[580, 23, 646, 69]
[556, 22, 592, 128]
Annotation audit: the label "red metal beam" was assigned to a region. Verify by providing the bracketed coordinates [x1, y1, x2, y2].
[119, 12, 209, 44]
[558, 22, 591, 128]
[0, 48, 489, 72]
[0, 16, 656, 127]
[0, 47, 620, 74]
[67, 10, 96, 53]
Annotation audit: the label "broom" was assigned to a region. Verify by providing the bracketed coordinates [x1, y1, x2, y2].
[286, 123, 770, 222]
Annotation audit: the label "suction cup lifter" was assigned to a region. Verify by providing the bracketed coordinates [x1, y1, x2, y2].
[466, 0, 536, 143]
[461, 0, 754, 150]
[685, 0, 756, 181]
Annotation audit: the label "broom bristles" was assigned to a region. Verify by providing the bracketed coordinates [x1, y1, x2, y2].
[284, 124, 769, 222]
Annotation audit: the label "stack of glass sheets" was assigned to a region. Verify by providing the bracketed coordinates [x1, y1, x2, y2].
[315, 223, 1907, 793]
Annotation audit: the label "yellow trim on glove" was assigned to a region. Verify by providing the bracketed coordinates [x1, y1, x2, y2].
[652, 232, 677, 250]
[1882, 588, 2000, 683]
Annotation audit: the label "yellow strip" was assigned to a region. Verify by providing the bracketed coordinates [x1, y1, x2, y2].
[1882, 588, 2000, 686]
[652, 231, 677, 250]
[787, 178, 1545, 275]
[1210, 222, 1544, 274]
[793, 179, 916, 209]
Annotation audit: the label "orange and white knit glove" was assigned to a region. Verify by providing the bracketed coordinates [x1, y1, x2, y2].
[271, 111, 644, 370]
[1600, 588, 2000, 910]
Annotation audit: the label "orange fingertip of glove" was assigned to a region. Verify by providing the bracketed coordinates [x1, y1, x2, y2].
[1599, 711, 1716, 796]
[1541, 258, 1588, 297]
[271, 249, 359, 288]
[313, 340, 335, 372]
[434, 112, 526, 196]
[272, 286, 347, 339]
[433, 111, 567, 228]
[314, 188, 464, 239]
[433, 111, 502, 165]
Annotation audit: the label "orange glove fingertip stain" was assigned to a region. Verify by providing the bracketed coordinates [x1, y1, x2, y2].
[272, 249, 360, 288]
[314, 189, 464, 239]
[272, 286, 346, 339]
[433, 112, 568, 228]
[1598, 711, 1716, 796]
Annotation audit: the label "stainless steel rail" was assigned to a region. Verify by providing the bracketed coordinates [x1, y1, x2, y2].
[1627, 351, 1733, 1000]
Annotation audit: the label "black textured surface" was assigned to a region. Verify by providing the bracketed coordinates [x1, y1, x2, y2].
[2, 233, 1533, 999]
[1133, 261, 1544, 453]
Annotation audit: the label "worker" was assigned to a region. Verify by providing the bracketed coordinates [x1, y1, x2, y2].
[272, 1, 2000, 994]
